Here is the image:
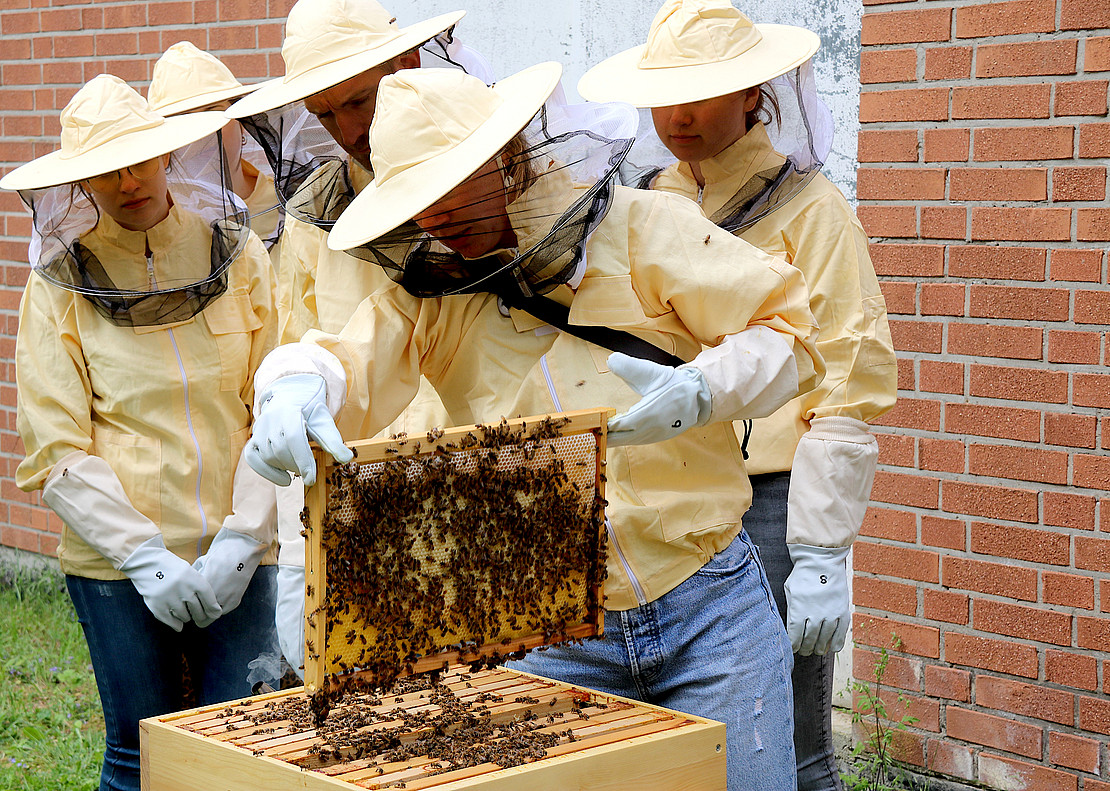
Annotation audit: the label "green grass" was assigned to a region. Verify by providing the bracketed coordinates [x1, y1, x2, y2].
[0, 564, 103, 791]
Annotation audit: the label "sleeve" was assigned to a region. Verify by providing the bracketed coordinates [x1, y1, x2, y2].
[15, 273, 95, 491]
[627, 190, 825, 401]
[275, 216, 323, 345]
[219, 443, 279, 547]
[242, 230, 279, 410]
[40, 450, 160, 567]
[785, 192, 897, 424]
[308, 286, 475, 441]
[786, 415, 879, 547]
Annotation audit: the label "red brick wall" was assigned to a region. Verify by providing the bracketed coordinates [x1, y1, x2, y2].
[0, 0, 292, 555]
[859, 0, 1110, 788]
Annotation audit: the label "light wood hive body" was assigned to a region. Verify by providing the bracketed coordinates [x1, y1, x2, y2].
[141, 666, 726, 790]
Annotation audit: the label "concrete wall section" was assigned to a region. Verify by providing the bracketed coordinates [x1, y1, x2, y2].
[390, 0, 864, 198]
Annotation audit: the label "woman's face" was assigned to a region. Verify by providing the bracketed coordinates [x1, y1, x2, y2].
[413, 158, 517, 260]
[84, 154, 173, 231]
[651, 87, 761, 163]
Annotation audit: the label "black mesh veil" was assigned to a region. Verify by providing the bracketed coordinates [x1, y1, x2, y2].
[20, 131, 251, 327]
[343, 102, 635, 301]
[238, 29, 495, 235]
[627, 61, 834, 233]
[708, 62, 832, 232]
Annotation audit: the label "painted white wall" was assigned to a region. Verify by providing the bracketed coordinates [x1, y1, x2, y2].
[393, 0, 862, 199]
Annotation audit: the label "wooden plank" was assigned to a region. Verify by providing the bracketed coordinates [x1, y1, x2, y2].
[342, 409, 611, 463]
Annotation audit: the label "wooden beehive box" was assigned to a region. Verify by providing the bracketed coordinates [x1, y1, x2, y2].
[140, 666, 726, 790]
[301, 409, 613, 697]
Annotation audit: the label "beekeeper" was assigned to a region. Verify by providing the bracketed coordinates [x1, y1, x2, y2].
[244, 62, 826, 790]
[226, 0, 488, 345]
[3, 75, 278, 791]
[224, 0, 488, 678]
[579, 2, 897, 788]
[148, 40, 283, 264]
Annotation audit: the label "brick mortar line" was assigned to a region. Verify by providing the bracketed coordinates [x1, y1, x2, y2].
[871, 464, 1110, 495]
[854, 603, 1105, 657]
[853, 607, 1104, 659]
[858, 507, 1106, 545]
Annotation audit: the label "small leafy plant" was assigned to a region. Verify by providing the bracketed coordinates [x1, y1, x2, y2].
[841, 634, 927, 791]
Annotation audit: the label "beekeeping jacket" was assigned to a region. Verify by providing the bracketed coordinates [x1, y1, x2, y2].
[276, 161, 448, 435]
[653, 123, 897, 548]
[16, 206, 279, 578]
[260, 185, 823, 611]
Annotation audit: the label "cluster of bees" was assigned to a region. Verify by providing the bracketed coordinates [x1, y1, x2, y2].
[239, 672, 604, 777]
[307, 417, 608, 722]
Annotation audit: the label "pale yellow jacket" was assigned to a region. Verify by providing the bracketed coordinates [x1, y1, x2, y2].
[16, 206, 278, 578]
[654, 124, 897, 477]
[276, 162, 447, 435]
[303, 185, 822, 610]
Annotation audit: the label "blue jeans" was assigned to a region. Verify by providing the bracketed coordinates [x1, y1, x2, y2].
[67, 565, 278, 791]
[507, 529, 796, 791]
[746, 472, 844, 791]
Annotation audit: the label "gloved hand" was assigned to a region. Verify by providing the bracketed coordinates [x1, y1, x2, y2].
[275, 564, 306, 679]
[783, 544, 851, 656]
[606, 353, 712, 447]
[247, 373, 353, 486]
[193, 527, 268, 614]
[119, 535, 222, 632]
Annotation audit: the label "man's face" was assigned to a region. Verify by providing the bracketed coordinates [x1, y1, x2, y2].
[414, 158, 516, 260]
[303, 51, 420, 171]
[650, 87, 760, 164]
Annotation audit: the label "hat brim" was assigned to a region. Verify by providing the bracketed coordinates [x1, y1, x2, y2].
[327, 62, 562, 252]
[227, 10, 466, 118]
[153, 83, 257, 117]
[0, 111, 230, 191]
[578, 24, 819, 108]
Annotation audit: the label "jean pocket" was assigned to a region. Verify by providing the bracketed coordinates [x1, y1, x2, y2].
[692, 532, 754, 578]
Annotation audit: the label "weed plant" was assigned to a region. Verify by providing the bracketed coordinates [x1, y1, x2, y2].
[0, 564, 102, 791]
[842, 635, 927, 791]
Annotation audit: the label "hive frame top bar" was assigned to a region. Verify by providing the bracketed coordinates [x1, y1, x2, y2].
[340, 408, 613, 463]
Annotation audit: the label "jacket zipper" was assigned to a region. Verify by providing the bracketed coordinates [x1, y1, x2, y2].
[539, 353, 648, 607]
[167, 329, 210, 558]
[148, 250, 210, 556]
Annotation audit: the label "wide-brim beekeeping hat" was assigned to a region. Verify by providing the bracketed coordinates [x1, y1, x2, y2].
[577, 0, 820, 108]
[327, 62, 562, 252]
[148, 41, 256, 116]
[0, 74, 228, 191]
[227, 0, 464, 118]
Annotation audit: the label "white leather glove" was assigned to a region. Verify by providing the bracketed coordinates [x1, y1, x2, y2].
[275, 564, 306, 679]
[247, 373, 353, 486]
[606, 353, 712, 446]
[119, 535, 223, 632]
[193, 528, 268, 614]
[784, 544, 851, 656]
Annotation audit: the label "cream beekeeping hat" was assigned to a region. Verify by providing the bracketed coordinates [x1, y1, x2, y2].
[227, 0, 464, 118]
[0, 74, 229, 191]
[327, 62, 562, 251]
[578, 0, 820, 108]
[148, 41, 256, 116]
